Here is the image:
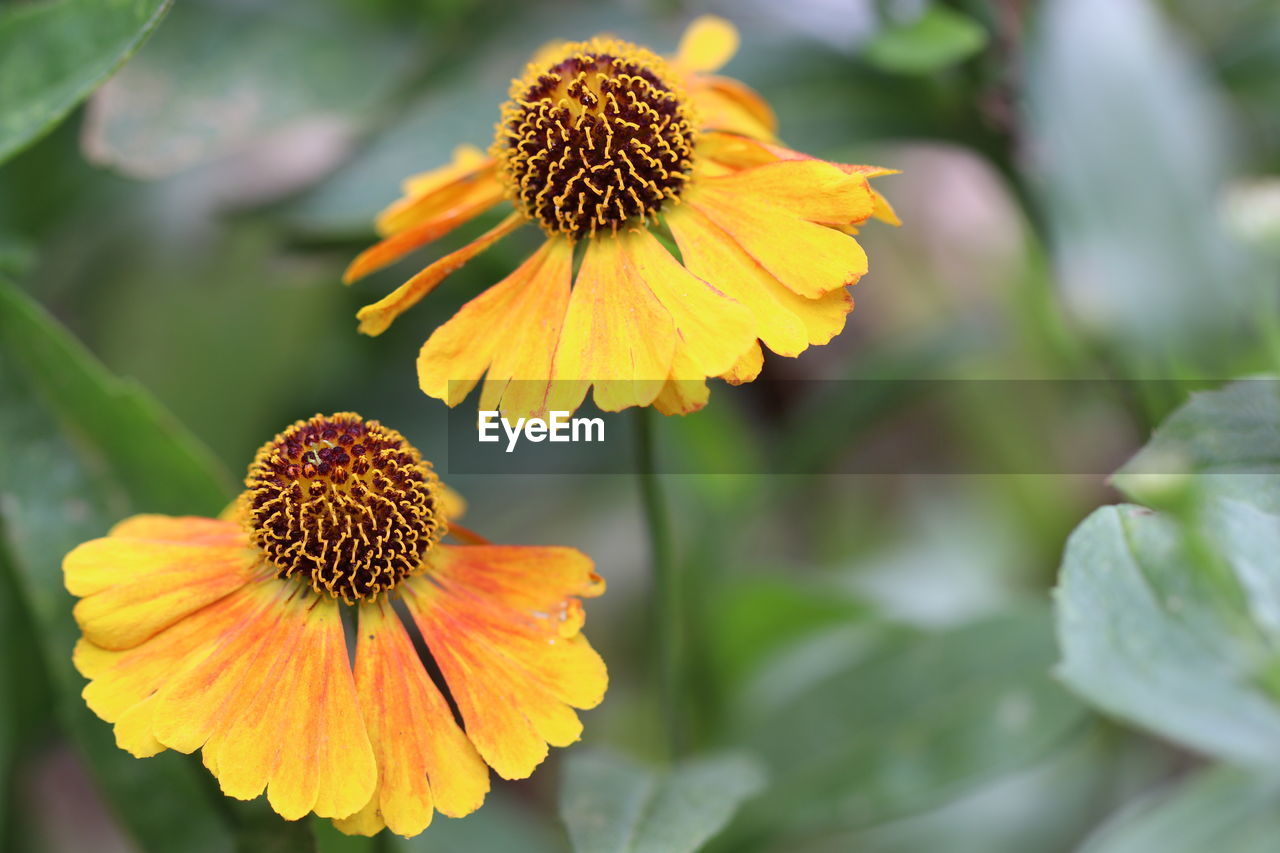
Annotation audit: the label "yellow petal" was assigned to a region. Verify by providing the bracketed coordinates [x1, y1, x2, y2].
[653, 377, 710, 415]
[676, 15, 739, 73]
[722, 342, 764, 385]
[688, 185, 868, 298]
[402, 546, 606, 781]
[417, 238, 560, 406]
[622, 227, 755, 381]
[689, 76, 777, 139]
[478, 237, 574, 419]
[356, 212, 526, 337]
[333, 601, 489, 838]
[702, 160, 874, 227]
[548, 234, 676, 413]
[65, 531, 259, 650]
[667, 205, 852, 357]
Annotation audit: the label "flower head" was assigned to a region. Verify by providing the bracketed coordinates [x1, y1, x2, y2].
[344, 16, 899, 417]
[64, 413, 606, 837]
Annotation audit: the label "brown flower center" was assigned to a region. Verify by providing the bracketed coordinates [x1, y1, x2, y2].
[494, 38, 696, 239]
[244, 413, 444, 602]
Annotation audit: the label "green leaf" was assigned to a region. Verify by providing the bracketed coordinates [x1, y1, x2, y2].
[1078, 767, 1280, 853]
[559, 750, 766, 853]
[80, 0, 415, 181]
[0, 0, 171, 164]
[0, 277, 232, 515]
[0, 349, 235, 852]
[862, 6, 987, 75]
[1055, 499, 1280, 765]
[1113, 378, 1280, 513]
[1026, 0, 1249, 363]
[740, 608, 1087, 833]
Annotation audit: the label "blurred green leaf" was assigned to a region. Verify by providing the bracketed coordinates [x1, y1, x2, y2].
[1055, 498, 1280, 765]
[81, 0, 414, 181]
[739, 608, 1086, 834]
[0, 339, 235, 852]
[862, 5, 987, 75]
[395, 787, 560, 853]
[559, 749, 765, 853]
[1078, 767, 1280, 853]
[1026, 0, 1250, 366]
[0, 277, 232, 515]
[0, 0, 171, 164]
[1113, 378, 1280, 513]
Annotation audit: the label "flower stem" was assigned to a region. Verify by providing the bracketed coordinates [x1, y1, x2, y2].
[634, 406, 683, 759]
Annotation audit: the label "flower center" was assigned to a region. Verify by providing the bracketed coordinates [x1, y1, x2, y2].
[244, 413, 445, 602]
[494, 38, 696, 239]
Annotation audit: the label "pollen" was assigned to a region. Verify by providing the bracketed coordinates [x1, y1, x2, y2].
[244, 413, 445, 602]
[494, 38, 697, 239]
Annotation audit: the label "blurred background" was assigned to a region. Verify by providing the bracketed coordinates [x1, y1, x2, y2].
[3, 0, 1280, 850]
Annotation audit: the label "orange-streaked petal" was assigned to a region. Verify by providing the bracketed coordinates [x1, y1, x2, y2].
[667, 204, 852, 356]
[688, 185, 868, 298]
[73, 578, 283, 758]
[151, 583, 376, 821]
[675, 16, 739, 73]
[478, 237, 574, 418]
[548, 233, 676, 413]
[418, 238, 562, 407]
[690, 76, 777, 139]
[344, 180, 505, 284]
[65, 534, 260, 651]
[334, 601, 489, 838]
[402, 545, 606, 781]
[357, 212, 526, 337]
[653, 377, 710, 415]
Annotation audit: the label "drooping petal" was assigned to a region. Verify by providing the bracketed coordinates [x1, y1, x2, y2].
[548, 234, 676, 413]
[417, 238, 565, 407]
[381, 145, 497, 232]
[675, 15, 739, 73]
[666, 205, 852, 357]
[64, 522, 261, 651]
[73, 584, 270, 758]
[334, 600, 489, 838]
[150, 582, 376, 821]
[687, 184, 868, 298]
[344, 182, 506, 284]
[356, 212, 527, 337]
[478, 237, 574, 418]
[402, 545, 606, 781]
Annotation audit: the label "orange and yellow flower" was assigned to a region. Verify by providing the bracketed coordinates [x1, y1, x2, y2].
[64, 413, 606, 838]
[344, 16, 898, 417]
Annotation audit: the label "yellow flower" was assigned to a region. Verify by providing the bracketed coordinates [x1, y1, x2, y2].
[63, 413, 606, 838]
[344, 16, 899, 417]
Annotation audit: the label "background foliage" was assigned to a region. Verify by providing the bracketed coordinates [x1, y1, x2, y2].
[3, 0, 1280, 850]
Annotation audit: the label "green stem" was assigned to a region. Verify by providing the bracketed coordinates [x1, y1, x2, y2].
[634, 407, 683, 759]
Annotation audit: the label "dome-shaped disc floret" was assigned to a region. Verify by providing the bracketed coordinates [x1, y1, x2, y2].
[494, 38, 697, 239]
[245, 413, 445, 602]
